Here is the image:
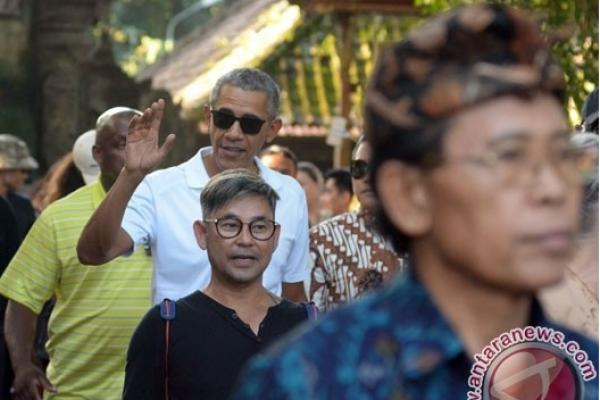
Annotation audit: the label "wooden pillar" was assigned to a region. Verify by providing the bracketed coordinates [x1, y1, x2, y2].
[333, 12, 354, 167]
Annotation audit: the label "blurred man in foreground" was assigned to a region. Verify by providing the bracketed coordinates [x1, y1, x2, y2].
[232, 5, 598, 399]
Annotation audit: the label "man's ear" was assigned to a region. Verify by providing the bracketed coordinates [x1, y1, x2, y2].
[193, 220, 208, 250]
[203, 105, 212, 127]
[375, 160, 432, 237]
[265, 118, 282, 144]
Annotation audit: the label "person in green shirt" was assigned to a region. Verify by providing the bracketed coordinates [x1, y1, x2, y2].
[1, 106, 153, 400]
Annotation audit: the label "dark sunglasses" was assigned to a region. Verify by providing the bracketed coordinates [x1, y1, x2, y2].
[211, 109, 266, 135]
[350, 159, 370, 179]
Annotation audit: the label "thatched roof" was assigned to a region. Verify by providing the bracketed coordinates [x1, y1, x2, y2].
[137, 0, 416, 136]
[137, 0, 302, 112]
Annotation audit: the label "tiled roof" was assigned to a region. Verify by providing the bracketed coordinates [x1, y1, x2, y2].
[279, 123, 328, 137]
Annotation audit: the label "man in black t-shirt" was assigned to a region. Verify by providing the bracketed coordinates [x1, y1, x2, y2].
[124, 169, 309, 400]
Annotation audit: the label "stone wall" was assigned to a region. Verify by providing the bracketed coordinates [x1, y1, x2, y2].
[0, 0, 36, 156]
[0, 0, 30, 67]
[35, 0, 133, 168]
[0, 0, 144, 171]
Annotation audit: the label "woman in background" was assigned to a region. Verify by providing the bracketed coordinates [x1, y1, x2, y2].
[296, 161, 324, 227]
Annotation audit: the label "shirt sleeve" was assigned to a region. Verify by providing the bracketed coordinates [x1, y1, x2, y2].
[122, 178, 156, 250]
[281, 189, 310, 283]
[123, 306, 163, 400]
[308, 230, 331, 312]
[0, 212, 59, 314]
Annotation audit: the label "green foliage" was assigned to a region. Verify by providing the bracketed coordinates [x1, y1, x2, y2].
[414, 0, 599, 123]
[261, 13, 420, 124]
[108, 0, 597, 126]
[108, 0, 237, 76]
[0, 63, 36, 149]
[111, 0, 193, 38]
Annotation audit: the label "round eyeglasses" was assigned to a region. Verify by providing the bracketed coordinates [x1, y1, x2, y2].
[204, 217, 279, 241]
[441, 138, 585, 188]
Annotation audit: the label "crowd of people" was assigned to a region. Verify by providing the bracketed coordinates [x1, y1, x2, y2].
[0, 3, 598, 400]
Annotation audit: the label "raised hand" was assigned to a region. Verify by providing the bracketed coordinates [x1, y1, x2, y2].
[126, 99, 176, 176]
[10, 363, 56, 400]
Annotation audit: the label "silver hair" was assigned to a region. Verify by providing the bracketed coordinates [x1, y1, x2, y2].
[210, 68, 281, 118]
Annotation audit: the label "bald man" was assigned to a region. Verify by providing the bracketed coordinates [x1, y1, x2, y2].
[0, 107, 153, 400]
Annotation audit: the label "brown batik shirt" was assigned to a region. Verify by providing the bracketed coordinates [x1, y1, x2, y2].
[309, 210, 406, 312]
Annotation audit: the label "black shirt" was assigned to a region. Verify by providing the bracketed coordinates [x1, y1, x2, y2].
[6, 192, 36, 240]
[124, 291, 308, 400]
[0, 196, 18, 276]
[0, 196, 19, 398]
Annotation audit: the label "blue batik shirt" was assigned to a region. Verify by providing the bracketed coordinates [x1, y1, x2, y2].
[232, 272, 599, 399]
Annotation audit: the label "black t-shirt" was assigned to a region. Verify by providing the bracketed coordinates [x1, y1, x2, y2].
[124, 291, 308, 400]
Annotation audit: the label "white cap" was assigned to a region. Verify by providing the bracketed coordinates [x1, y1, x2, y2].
[72, 129, 100, 184]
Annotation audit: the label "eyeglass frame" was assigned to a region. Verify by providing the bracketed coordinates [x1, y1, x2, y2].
[427, 134, 585, 188]
[210, 108, 267, 135]
[204, 216, 279, 241]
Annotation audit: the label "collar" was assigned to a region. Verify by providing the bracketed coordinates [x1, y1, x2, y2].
[90, 179, 107, 209]
[183, 146, 286, 191]
[385, 269, 551, 380]
[528, 296, 553, 327]
[384, 271, 464, 379]
[183, 147, 211, 189]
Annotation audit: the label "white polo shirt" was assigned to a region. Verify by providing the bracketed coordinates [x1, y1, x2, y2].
[122, 147, 310, 304]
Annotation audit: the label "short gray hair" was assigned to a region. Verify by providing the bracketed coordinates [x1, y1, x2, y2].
[201, 169, 280, 218]
[210, 68, 281, 118]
